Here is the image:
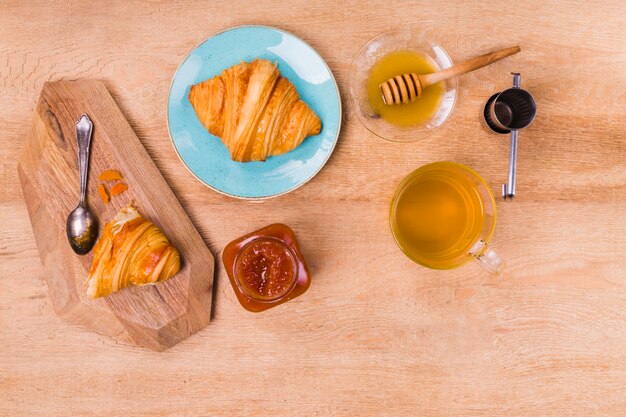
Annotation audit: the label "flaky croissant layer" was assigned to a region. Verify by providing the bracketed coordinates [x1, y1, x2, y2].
[86, 206, 181, 298]
[189, 59, 322, 162]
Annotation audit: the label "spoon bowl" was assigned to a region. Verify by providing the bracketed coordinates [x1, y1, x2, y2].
[67, 204, 98, 255]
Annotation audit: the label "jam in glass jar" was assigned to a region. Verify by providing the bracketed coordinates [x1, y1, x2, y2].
[222, 224, 311, 312]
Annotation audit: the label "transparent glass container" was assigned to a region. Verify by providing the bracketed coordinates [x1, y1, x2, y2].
[223, 223, 311, 312]
[390, 162, 504, 275]
[348, 30, 457, 142]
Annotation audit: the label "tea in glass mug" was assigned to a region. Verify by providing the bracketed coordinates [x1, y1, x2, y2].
[390, 162, 503, 274]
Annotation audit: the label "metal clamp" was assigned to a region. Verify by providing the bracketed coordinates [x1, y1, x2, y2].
[502, 73, 521, 200]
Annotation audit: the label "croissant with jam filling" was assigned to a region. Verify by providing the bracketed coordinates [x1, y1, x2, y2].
[188, 59, 322, 162]
[86, 206, 181, 298]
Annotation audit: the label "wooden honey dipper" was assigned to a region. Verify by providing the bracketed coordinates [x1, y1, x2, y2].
[380, 46, 521, 105]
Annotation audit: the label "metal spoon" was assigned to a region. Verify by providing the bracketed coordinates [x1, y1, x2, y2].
[66, 114, 98, 255]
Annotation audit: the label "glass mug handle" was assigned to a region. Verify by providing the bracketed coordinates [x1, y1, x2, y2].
[469, 240, 505, 276]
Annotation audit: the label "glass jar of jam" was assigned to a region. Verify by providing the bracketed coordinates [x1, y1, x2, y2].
[223, 223, 311, 312]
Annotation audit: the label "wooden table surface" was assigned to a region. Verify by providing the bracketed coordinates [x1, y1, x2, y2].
[1, 1, 625, 415]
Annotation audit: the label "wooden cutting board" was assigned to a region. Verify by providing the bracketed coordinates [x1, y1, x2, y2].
[17, 80, 215, 351]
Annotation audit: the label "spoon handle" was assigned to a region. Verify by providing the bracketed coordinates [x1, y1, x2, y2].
[76, 114, 93, 206]
[420, 46, 521, 88]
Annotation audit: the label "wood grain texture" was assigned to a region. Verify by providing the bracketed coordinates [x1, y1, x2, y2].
[1, 0, 625, 415]
[17, 80, 215, 351]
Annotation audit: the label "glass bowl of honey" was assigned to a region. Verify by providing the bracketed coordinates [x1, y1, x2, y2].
[348, 30, 457, 142]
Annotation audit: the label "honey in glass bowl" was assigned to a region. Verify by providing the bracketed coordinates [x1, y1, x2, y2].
[347, 30, 457, 142]
[366, 50, 444, 127]
[223, 223, 311, 312]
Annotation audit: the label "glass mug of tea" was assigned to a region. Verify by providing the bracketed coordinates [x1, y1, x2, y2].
[390, 161, 504, 274]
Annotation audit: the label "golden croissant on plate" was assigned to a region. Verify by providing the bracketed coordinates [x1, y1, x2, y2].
[86, 206, 181, 298]
[188, 59, 322, 162]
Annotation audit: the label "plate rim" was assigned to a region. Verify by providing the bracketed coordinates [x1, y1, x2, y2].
[166, 24, 343, 200]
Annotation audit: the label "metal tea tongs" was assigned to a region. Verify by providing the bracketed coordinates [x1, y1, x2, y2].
[483, 73, 536, 199]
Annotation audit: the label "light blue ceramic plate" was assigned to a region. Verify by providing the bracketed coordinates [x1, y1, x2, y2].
[167, 26, 342, 199]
